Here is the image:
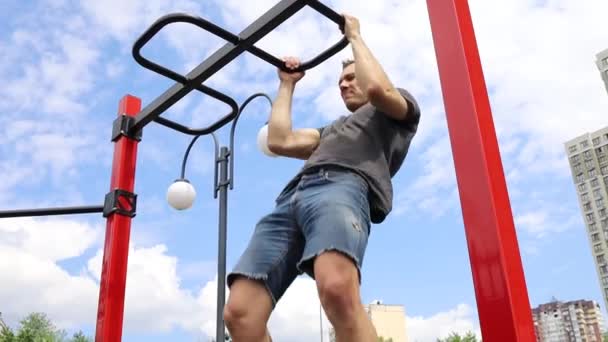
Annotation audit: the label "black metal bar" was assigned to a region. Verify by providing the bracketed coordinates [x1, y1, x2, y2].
[245, 0, 348, 72]
[129, 0, 346, 135]
[133, 13, 240, 74]
[179, 132, 220, 199]
[150, 84, 237, 136]
[307, 0, 345, 27]
[154, 83, 239, 135]
[132, 14, 240, 136]
[0, 205, 104, 218]
[274, 37, 349, 72]
[216, 146, 229, 342]
[130, 82, 190, 134]
[228, 93, 273, 190]
[180, 135, 202, 179]
[211, 133, 220, 199]
[154, 113, 233, 136]
[130, 0, 307, 134]
[134, 40, 239, 137]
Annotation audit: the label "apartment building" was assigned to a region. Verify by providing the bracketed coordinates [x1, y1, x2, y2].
[532, 299, 604, 342]
[565, 127, 608, 313]
[596, 48, 608, 94]
[328, 301, 408, 342]
[366, 301, 408, 342]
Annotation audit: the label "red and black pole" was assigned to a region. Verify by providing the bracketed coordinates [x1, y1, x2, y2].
[95, 94, 142, 342]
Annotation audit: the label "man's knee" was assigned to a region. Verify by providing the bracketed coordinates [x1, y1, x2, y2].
[223, 301, 248, 329]
[223, 276, 272, 336]
[314, 251, 361, 318]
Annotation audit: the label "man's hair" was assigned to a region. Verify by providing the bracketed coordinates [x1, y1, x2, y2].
[342, 58, 354, 69]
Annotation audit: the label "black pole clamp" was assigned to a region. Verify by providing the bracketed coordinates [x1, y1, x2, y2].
[103, 189, 137, 218]
[112, 115, 143, 142]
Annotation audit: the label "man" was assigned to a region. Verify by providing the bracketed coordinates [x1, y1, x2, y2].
[223, 13, 420, 342]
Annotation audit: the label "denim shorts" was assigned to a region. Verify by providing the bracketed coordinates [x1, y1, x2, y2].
[227, 166, 371, 307]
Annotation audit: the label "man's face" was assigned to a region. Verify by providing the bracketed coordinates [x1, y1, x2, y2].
[339, 64, 368, 112]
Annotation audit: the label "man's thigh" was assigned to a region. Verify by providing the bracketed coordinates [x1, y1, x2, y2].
[227, 197, 305, 307]
[294, 167, 371, 281]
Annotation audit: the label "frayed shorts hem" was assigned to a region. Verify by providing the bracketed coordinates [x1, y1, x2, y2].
[297, 247, 363, 284]
[226, 271, 278, 308]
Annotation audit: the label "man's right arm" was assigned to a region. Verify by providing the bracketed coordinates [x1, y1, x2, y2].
[267, 76, 321, 160]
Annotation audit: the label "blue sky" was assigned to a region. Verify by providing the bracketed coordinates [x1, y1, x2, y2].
[0, 0, 607, 341]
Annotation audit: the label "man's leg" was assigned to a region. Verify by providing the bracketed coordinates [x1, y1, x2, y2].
[223, 276, 273, 342]
[294, 167, 377, 341]
[314, 251, 377, 342]
[224, 186, 303, 342]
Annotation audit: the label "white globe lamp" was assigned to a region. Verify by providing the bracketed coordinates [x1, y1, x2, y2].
[256, 124, 278, 157]
[167, 179, 196, 210]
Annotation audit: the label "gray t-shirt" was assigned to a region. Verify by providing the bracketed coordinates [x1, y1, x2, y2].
[281, 87, 421, 224]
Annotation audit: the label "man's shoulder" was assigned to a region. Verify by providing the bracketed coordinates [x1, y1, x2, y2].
[395, 87, 418, 106]
[393, 86, 422, 126]
[318, 115, 347, 136]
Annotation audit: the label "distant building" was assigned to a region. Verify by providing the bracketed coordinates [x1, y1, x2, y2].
[532, 299, 604, 341]
[596, 48, 608, 95]
[328, 301, 408, 342]
[565, 127, 608, 313]
[365, 301, 408, 342]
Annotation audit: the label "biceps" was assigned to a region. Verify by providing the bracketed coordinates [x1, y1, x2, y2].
[370, 88, 409, 121]
[270, 128, 321, 159]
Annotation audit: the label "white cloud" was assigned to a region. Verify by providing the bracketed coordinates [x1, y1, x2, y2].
[0, 218, 101, 329]
[0, 216, 331, 340]
[268, 277, 331, 342]
[383, 0, 608, 248]
[394, 136, 458, 219]
[0, 218, 101, 261]
[0, 0, 226, 207]
[406, 304, 481, 342]
[468, 0, 608, 174]
[0, 161, 39, 205]
[88, 244, 205, 333]
[80, 0, 201, 45]
[514, 205, 580, 239]
[1, 30, 100, 116]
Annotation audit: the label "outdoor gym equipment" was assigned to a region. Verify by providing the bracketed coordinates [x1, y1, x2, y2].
[0, 0, 538, 341]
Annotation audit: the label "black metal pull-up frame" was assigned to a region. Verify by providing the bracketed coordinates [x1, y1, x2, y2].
[130, 0, 347, 136]
[0, 1, 348, 341]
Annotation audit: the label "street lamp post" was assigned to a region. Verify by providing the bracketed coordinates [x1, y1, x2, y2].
[167, 93, 273, 342]
[319, 304, 324, 342]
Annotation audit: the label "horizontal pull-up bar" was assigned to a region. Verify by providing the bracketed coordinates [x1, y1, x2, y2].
[129, 0, 347, 136]
[0, 205, 104, 218]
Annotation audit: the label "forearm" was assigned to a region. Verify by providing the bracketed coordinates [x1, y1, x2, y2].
[268, 80, 296, 145]
[349, 35, 394, 94]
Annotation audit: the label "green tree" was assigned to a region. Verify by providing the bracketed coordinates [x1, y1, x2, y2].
[1, 325, 17, 342]
[0, 312, 92, 342]
[70, 331, 92, 342]
[15, 312, 63, 342]
[436, 331, 479, 342]
[378, 337, 394, 342]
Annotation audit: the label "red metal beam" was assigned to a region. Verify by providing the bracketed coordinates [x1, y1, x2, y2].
[425, 0, 536, 340]
[95, 95, 141, 342]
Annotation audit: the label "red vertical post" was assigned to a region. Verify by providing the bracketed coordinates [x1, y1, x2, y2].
[425, 1, 536, 341]
[95, 95, 141, 342]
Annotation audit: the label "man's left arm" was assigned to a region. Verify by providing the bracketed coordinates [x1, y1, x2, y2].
[345, 15, 411, 121]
